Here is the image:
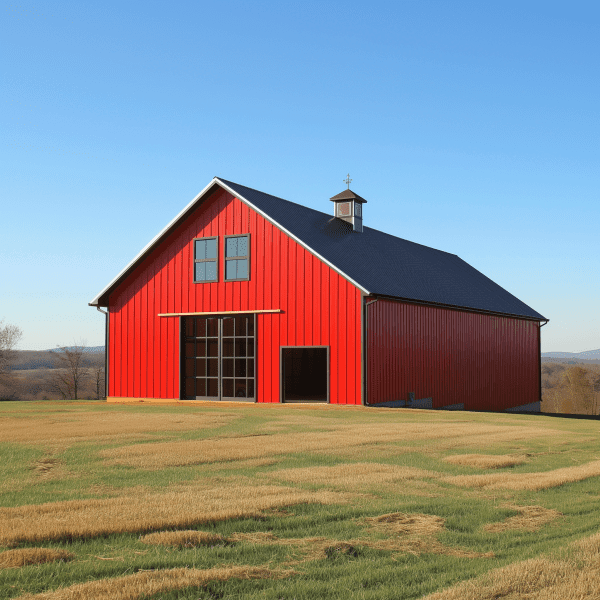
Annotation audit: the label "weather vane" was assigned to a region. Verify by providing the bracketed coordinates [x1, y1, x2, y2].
[344, 174, 352, 189]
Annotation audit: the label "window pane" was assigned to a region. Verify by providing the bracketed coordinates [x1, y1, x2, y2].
[234, 380, 247, 398]
[235, 316, 247, 337]
[195, 239, 206, 259]
[205, 261, 217, 281]
[225, 260, 237, 280]
[185, 342, 195, 358]
[206, 238, 217, 259]
[247, 379, 254, 398]
[195, 262, 206, 282]
[247, 358, 254, 376]
[208, 340, 218, 357]
[207, 358, 218, 377]
[234, 339, 246, 357]
[222, 339, 234, 358]
[338, 202, 351, 217]
[222, 318, 234, 337]
[196, 378, 206, 397]
[196, 358, 206, 377]
[207, 379, 218, 397]
[206, 318, 218, 337]
[237, 259, 248, 279]
[237, 236, 248, 257]
[246, 339, 254, 357]
[222, 358, 234, 378]
[196, 340, 206, 357]
[226, 237, 238, 257]
[222, 379, 233, 397]
[196, 318, 206, 337]
[248, 317, 254, 337]
[235, 359, 246, 377]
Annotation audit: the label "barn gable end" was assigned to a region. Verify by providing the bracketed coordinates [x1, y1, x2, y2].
[104, 184, 362, 404]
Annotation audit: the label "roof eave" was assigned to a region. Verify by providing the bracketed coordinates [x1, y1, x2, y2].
[368, 292, 548, 321]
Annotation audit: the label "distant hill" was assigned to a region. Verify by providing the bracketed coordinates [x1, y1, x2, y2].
[10, 347, 105, 371]
[542, 349, 600, 360]
[541, 349, 600, 365]
[46, 346, 105, 353]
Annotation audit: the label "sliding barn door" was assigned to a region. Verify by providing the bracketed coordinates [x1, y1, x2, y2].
[181, 315, 256, 401]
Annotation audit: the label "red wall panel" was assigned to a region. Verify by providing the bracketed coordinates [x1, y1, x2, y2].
[107, 187, 363, 404]
[367, 298, 540, 411]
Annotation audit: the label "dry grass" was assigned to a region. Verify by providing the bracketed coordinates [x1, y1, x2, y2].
[140, 530, 225, 548]
[100, 423, 558, 469]
[365, 512, 445, 537]
[483, 505, 562, 533]
[15, 565, 290, 600]
[443, 454, 528, 469]
[422, 531, 600, 600]
[0, 481, 351, 546]
[0, 548, 74, 568]
[363, 513, 494, 558]
[265, 462, 440, 489]
[230, 532, 363, 563]
[0, 412, 235, 444]
[443, 459, 600, 490]
[230, 512, 493, 561]
[33, 457, 63, 478]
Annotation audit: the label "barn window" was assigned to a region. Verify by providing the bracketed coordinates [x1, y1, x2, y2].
[224, 234, 250, 281]
[193, 237, 218, 282]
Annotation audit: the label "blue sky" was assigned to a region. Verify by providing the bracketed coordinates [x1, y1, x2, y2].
[1, 0, 598, 352]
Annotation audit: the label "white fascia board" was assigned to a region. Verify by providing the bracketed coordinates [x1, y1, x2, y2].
[89, 177, 370, 307]
[88, 178, 221, 306]
[214, 178, 370, 295]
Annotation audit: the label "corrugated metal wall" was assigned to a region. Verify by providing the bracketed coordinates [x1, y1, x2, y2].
[108, 187, 363, 404]
[367, 298, 540, 411]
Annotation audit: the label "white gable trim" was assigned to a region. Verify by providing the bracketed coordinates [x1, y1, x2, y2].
[89, 177, 369, 306]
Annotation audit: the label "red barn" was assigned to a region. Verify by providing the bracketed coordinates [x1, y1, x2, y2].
[89, 177, 548, 411]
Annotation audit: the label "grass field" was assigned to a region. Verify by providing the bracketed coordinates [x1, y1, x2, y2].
[1, 401, 600, 599]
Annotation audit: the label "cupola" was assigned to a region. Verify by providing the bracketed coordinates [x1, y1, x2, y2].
[330, 176, 367, 233]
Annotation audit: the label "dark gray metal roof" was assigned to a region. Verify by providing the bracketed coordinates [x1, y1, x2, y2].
[218, 178, 547, 321]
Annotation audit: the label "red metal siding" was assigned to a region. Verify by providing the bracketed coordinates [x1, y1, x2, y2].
[107, 187, 363, 404]
[367, 299, 540, 411]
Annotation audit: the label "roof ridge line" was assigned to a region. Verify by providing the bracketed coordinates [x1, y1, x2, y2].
[215, 178, 457, 257]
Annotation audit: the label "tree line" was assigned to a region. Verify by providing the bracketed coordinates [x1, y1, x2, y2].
[541, 363, 600, 415]
[0, 320, 105, 401]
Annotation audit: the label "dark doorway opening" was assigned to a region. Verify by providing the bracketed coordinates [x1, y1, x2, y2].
[281, 346, 328, 402]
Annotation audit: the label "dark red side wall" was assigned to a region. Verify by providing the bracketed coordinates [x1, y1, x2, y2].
[107, 187, 363, 404]
[367, 299, 540, 411]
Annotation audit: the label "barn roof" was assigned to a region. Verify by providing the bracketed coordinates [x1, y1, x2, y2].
[90, 177, 547, 321]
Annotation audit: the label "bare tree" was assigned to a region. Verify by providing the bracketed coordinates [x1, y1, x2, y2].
[48, 342, 90, 400]
[0, 319, 23, 383]
[89, 355, 105, 400]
